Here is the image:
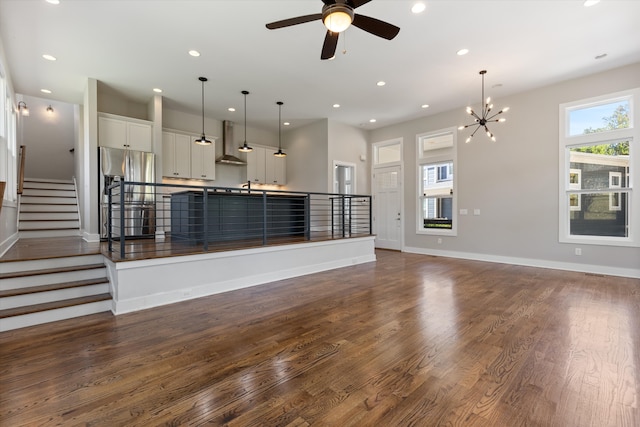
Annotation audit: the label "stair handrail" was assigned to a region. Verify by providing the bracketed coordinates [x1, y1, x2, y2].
[73, 176, 82, 232]
[17, 145, 26, 195]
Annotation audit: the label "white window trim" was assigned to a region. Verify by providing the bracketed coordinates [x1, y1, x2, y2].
[609, 171, 622, 211]
[559, 88, 639, 247]
[416, 127, 457, 236]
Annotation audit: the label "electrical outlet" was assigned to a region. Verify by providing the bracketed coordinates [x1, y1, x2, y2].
[575, 248, 582, 256]
[473, 209, 481, 216]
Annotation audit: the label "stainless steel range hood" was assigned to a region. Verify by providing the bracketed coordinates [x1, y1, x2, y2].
[216, 120, 246, 165]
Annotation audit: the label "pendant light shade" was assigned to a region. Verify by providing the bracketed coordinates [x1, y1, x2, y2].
[194, 77, 212, 146]
[238, 90, 253, 152]
[458, 70, 509, 143]
[274, 101, 287, 158]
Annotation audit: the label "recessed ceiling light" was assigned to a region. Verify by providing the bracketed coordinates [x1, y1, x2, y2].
[492, 83, 503, 88]
[333, 104, 340, 108]
[456, 48, 469, 56]
[188, 50, 201, 57]
[284, 122, 291, 126]
[41, 89, 52, 94]
[411, 2, 426, 14]
[584, 0, 600, 6]
[421, 104, 429, 109]
[228, 107, 236, 112]
[42, 54, 56, 61]
[369, 119, 377, 123]
[595, 53, 607, 60]
[153, 88, 162, 93]
[376, 81, 386, 86]
[45, 0, 60, 4]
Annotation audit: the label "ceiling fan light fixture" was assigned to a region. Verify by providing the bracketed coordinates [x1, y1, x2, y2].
[194, 77, 212, 146]
[322, 4, 354, 33]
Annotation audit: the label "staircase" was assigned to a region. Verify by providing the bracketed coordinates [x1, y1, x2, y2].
[19, 178, 81, 238]
[0, 254, 112, 332]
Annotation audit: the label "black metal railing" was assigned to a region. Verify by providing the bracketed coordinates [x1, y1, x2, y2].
[104, 181, 372, 260]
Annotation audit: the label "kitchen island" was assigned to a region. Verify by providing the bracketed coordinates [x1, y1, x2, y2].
[170, 190, 307, 244]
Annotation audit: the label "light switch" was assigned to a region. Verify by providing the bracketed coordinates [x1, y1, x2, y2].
[473, 209, 481, 216]
[460, 209, 468, 215]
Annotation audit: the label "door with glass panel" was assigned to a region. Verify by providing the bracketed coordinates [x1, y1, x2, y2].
[373, 165, 402, 250]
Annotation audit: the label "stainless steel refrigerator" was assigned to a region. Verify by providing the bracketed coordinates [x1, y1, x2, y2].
[99, 147, 156, 239]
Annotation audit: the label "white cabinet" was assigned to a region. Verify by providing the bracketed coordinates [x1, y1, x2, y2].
[265, 153, 286, 185]
[162, 131, 191, 178]
[246, 146, 266, 184]
[98, 113, 152, 152]
[191, 138, 216, 180]
[247, 146, 286, 185]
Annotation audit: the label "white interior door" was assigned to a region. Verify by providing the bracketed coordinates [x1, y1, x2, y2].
[373, 165, 402, 250]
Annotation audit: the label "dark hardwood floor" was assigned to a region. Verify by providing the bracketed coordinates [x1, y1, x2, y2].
[1, 249, 638, 426]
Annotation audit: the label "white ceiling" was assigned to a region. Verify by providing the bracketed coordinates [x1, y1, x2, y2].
[1, 0, 640, 132]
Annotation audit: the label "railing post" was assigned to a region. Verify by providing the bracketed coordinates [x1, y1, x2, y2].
[369, 196, 373, 235]
[107, 185, 112, 254]
[202, 188, 208, 251]
[262, 192, 268, 246]
[330, 197, 334, 238]
[348, 196, 352, 236]
[305, 194, 311, 241]
[341, 195, 346, 238]
[119, 180, 125, 259]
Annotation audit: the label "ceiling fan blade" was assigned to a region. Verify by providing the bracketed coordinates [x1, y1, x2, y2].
[321, 31, 339, 60]
[266, 13, 322, 30]
[349, 0, 372, 8]
[351, 14, 400, 40]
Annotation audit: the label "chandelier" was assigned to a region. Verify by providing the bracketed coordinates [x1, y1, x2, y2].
[459, 70, 509, 143]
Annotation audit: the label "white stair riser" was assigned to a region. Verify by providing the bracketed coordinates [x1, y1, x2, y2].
[19, 220, 80, 230]
[19, 229, 81, 238]
[0, 300, 112, 332]
[0, 255, 105, 274]
[20, 196, 77, 205]
[19, 204, 78, 212]
[22, 189, 76, 197]
[1, 284, 110, 310]
[1, 269, 106, 291]
[23, 183, 75, 191]
[19, 212, 79, 220]
[24, 178, 74, 185]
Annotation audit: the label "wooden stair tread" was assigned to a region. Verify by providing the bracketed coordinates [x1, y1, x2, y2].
[20, 219, 79, 221]
[19, 227, 80, 231]
[0, 293, 111, 319]
[0, 263, 105, 279]
[0, 278, 108, 298]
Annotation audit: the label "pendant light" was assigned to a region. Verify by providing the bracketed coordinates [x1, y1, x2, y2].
[274, 101, 287, 158]
[238, 90, 253, 152]
[194, 77, 212, 146]
[458, 70, 509, 143]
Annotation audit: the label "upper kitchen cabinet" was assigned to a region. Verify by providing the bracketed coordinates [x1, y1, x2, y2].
[247, 145, 286, 185]
[98, 113, 152, 152]
[162, 131, 191, 179]
[191, 137, 216, 180]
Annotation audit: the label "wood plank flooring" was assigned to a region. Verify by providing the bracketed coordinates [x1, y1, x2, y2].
[1, 250, 639, 426]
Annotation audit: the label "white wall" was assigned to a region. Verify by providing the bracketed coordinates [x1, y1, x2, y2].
[20, 94, 75, 180]
[369, 62, 640, 276]
[285, 119, 328, 193]
[328, 121, 370, 194]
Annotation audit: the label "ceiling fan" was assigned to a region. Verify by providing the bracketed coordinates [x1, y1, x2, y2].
[265, 0, 400, 60]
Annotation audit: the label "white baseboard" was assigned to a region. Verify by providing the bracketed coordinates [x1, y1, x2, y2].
[82, 231, 100, 243]
[0, 232, 18, 258]
[403, 246, 640, 279]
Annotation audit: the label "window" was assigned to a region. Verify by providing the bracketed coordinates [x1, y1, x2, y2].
[417, 128, 457, 235]
[559, 88, 639, 246]
[374, 139, 401, 165]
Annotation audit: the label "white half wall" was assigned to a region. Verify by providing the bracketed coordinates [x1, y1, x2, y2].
[107, 237, 376, 314]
